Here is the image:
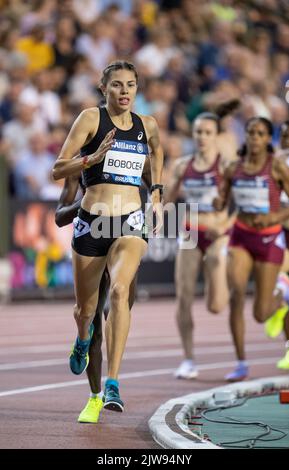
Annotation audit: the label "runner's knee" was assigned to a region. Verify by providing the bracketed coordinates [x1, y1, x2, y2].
[253, 303, 271, 323]
[207, 300, 223, 314]
[230, 285, 246, 305]
[177, 294, 193, 316]
[177, 314, 193, 331]
[176, 305, 192, 329]
[110, 282, 129, 306]
[73, 304, 95, 322]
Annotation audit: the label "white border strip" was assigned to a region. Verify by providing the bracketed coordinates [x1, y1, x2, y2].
[149, 376, 289, 450]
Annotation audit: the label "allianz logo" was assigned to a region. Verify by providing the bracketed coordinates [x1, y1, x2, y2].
[112, 141, 144, 153]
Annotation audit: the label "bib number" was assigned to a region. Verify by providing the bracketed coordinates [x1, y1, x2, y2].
[73, 217, 90, 238]
[232, 183, 270, 214]
[126, 210, 144, 231]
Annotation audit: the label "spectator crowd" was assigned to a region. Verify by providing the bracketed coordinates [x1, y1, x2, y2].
[0, 0, 289, 199]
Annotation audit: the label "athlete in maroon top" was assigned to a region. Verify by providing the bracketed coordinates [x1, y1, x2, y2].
[165, 112, 236, 380]
[214, 117, 289, 382]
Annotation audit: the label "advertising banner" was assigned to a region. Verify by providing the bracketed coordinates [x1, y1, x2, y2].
[9, 200, 177, 299]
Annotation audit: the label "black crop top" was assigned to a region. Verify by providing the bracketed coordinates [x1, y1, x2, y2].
[80, 107, 148, 188]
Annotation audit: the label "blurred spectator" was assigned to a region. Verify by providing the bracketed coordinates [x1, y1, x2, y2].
[163, 53, 192, 104]
[272, 53, 289, 91]
[274, 23, 289, 55]
[135, 0, 159, 28]
[134, 27, 179, 77]
[20, 0, 57, 35]
[13, 132, 61, 200]
[52, 16, 78, 72]
[4, 52, 29, 84]
[210, 0, 238, 22]
[15, 24, 54, 74]
[0, 0, 288, 193]
[0, 26, 21, 57]
[197, 20, 235, 90]
[0, 79, 25, 124]
[134, 77, 162, 115]
[76, 16, 116, 73]
[2, 102, 46, 166]
[246, 27, 272, 84]
[47, 124, 68, 155]
[19, 69, 62, 127]
[71, 0, 101, 26]
[114, 15, 139, 58]
[100, 0, 133, 16]
[269, 98, 289, 145]
[49, 66, 69, 98]
[0, 53, 10, 102]
[67, 54, 98, 105]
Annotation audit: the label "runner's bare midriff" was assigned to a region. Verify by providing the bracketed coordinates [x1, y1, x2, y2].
[186, 209, 229, 230]
[237, 211, 280, 229]
[81, 183, 141, 216]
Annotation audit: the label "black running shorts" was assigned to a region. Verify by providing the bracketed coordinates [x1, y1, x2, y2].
[72, 207, 148, 257]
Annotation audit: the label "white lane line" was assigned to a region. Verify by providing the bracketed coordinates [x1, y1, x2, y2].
[0, 359, 67, 370]
[0, 342, 284, 371]
[0, 356, 282, 398]
[0, 334, 270, 355]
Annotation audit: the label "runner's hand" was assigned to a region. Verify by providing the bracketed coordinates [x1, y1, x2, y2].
[86, 128, 116, 167]
[213, 196, 225, 211]
[152, 201, 163, 235]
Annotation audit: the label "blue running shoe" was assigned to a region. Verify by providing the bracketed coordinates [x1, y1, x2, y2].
[69, 324, 94, 375]
[225, 364, 248, 383]
[103, 383, 124, 412]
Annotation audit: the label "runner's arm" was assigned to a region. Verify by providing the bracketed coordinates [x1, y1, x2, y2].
[52, 109, 115, 180]
[143, 116, 163, 203]
[55, 176, 82, 227]
[213, 161, 236, 211]
[163, 158, 188, 204]
[141, 156, 152, 190]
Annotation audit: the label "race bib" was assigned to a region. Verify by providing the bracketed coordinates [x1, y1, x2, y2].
[232, 178, 270, 214]
[182, 178, 218, 212]
[126, 210, 144, 231]
[73, 216, 90, 238]
[102, 139, 147, 186]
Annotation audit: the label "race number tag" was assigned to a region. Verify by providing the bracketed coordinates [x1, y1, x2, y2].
[73, 217, 90, 238]
[232, 178, 270, 214]
[182, 176, 218, 212]
[185, 186, 218, 212]
[102, 139, 147, 186]
[126, 210, 144, 231]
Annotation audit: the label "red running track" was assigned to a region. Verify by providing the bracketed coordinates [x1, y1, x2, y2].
[0, 298, 287, 449]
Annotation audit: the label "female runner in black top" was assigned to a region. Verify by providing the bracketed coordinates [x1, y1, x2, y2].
[53, 61, 163, 412]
